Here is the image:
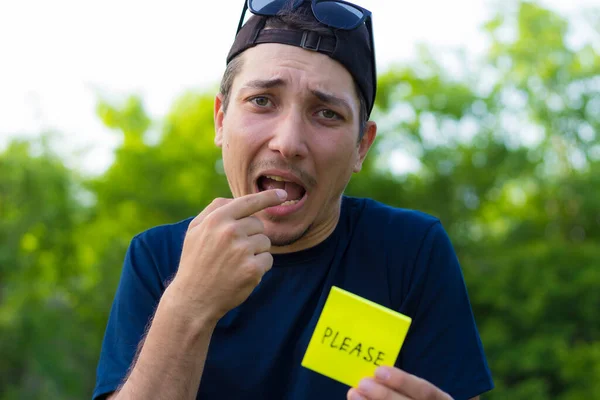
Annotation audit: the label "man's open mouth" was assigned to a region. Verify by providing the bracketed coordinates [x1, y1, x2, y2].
[257, 175, 307, 206]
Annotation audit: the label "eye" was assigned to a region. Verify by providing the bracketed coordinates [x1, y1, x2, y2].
[318, 109, 342, 120]
[250, 96, 272, 107]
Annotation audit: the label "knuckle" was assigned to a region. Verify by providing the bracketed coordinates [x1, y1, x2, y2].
[187, 218, 200, 232]
[262, 261, 273, 274]
[393, 371, 406, 387]
[203, 211, 219, 227]
[249, 254, 272, 275]
[379, 388, 393, 400]
[211, 197, 229, 206]
[420, 385, 437, 400]
[222, 222, 241, 238]
[243, 261, 263, 281]
[260, 234, 271, 247]
[230, 240, 245, 255]
[264, 253, 274, 269]
[365, 385, 384, 400]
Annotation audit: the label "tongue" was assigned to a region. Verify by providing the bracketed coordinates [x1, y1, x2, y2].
[261, 178, 285, 191]
[284, 181, 305, 200]
[261, 178, 305, 200]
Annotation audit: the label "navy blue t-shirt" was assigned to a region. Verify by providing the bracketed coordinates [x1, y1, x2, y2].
[94, 196, 493, 399]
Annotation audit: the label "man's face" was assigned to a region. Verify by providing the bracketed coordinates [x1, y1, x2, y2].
[214, 43, 376, 251]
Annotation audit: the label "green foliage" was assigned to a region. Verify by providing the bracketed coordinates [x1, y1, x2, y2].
[0, 139, 90, 399]
[347, 2, 600, 398]
[1, 1, 598, 398]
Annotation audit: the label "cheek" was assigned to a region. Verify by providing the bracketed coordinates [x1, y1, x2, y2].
[330, 133, 358, 162]
[313, 135, 358, 176]
[224, 113, 269, 150]
[221, 129, 258, 166]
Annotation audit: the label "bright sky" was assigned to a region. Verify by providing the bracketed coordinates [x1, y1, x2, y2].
[0, 0, 594, 174]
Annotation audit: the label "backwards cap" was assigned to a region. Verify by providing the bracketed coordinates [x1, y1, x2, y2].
[226, 2, 376, 116]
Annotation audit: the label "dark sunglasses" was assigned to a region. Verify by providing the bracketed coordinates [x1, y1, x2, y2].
[235, 0, 376, 104]
[236, 0, 373, 32]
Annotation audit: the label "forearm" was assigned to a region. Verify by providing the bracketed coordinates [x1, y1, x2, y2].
[111, 286, 218, 400]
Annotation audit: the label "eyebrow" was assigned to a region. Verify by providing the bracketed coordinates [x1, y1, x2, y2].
[240, 79, 353, 115]
[241, 78, 286, 90]
[311, 89, 353, 116]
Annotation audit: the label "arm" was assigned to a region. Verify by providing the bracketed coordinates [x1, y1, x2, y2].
[97, 189, 288, 400]
[108, 286, 217, 400]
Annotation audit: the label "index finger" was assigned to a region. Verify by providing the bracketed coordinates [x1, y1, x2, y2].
[187, 197, 233, 231]
[218, 189, 288, 220]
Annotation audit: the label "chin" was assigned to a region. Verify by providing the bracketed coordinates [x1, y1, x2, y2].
[265, 224, 312, 248]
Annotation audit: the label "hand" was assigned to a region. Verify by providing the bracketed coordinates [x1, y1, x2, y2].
[348, 366, 453, 400]
[167, 189, 288, 322]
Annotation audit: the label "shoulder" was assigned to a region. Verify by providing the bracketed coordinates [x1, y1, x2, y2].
[341, 197, 454, 311]
[343, 196, 441, 238]
[133, 217, 194, 248]
[127, 217, 195, 276]
[120, 217, 195, 285]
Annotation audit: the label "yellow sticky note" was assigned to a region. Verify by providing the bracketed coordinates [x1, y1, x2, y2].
[301, 286, 412, 388]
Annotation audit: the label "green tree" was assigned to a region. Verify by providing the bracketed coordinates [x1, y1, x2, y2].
[347, 2, 600, 398]
[0, 1, 598, 399]
[0, 138, 91, 399]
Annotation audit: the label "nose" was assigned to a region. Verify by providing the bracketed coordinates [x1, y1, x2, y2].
[268, 109, 309, 160]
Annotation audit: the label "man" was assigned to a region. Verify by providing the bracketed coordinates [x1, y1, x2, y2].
[93, 1, 494, 399]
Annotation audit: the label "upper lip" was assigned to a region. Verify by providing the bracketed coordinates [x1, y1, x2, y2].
[254, 169, 309, 193]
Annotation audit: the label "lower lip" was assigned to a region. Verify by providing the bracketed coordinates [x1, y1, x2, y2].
[264, 192, 307, 217]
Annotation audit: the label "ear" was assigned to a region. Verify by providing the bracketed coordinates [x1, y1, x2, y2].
[214, 92, 225, 147]
[353, 121, 377, 173]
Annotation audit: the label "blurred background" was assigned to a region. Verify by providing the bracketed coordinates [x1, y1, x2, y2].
[1, 0, 599, 398]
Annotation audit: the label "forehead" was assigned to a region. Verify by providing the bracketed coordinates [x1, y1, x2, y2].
[233, 43, 358, 100]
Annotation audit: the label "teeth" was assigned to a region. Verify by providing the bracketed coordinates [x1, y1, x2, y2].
[281, 200, 299, 206]
[266, 175, 290, 182]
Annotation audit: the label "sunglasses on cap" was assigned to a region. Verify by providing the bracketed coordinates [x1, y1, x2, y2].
[234, 0, 377, 112]
[236, 0, 373, 32]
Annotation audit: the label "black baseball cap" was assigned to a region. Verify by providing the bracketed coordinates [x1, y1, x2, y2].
[226, 1, 376, 116]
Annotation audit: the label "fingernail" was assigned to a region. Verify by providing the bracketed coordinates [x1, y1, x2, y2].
[349, 390, 367, 400]
[375, 366, 390, 381]
[275, 189, 287, 200]
[358, 378, 377, 394]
